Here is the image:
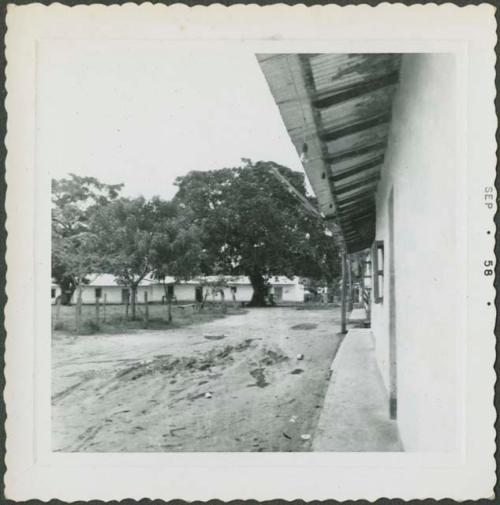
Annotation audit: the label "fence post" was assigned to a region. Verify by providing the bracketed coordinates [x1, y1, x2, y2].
[75, 284, 82, 333]
[103, 294, 107, 323]
[144, 291, 149, 327]
[95, 296, 100, 327]
[220, 289, 226, 313]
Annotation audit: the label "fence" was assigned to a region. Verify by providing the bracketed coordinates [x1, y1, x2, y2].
[52, 292, 224, 334]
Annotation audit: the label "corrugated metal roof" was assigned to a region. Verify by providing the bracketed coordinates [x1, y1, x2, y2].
[257, 53, 401, 253]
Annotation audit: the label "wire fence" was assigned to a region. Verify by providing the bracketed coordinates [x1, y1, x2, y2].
[52, 296, 234, 335]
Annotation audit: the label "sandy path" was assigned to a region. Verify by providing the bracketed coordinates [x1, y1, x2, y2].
[52, 306, 343, 452]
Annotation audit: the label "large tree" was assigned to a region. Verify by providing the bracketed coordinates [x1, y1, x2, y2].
[174, 159, 340, 306]
[90, 196, 201, 320]
[150, 204, 202, 322]
[52, 175, 123, 304]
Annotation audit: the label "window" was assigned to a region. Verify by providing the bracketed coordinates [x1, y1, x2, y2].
[230, 286, 237, 293]
[363, 258, 372, 289]
[95, 287, 102, 299]
[372, 240, 384, 303]
[51, 288, 56, 298]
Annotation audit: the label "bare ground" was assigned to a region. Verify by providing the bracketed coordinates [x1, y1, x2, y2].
[52, 306, 343, 452]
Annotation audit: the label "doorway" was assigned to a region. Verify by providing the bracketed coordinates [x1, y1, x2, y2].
[274, 286, 283, 302]
[195, 286, 203, 303]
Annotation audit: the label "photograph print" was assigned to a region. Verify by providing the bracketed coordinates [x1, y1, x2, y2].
[49, 47, 460, 453]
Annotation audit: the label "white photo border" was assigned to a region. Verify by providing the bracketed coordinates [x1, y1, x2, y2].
[4, 3, 497, 501]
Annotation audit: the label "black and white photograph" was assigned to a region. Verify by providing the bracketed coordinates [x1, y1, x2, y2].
[48, 49, 456, 454]
[4, 3, 497, 501]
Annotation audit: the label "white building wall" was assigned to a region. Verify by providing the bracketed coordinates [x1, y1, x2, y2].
[70, 279, 304, 305]
[211, 285, 254, 302]
[371, 54, 458, 452]
[72, 286, 123, 304]
[278, 283, 304, 302]
[174, 284, 197, 302]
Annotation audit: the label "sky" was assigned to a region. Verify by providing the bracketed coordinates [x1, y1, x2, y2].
[38, 42, 308, 200]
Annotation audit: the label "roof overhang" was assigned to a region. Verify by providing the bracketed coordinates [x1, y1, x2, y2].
[257, 53, 401, 253]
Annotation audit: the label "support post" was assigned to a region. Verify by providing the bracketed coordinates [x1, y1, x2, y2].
[341, 251, 348, 334]
[347, 255, 353, 312]
[53, 296, 61, 331]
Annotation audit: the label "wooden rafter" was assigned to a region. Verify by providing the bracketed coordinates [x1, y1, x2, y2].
[337, 186, 377, 204]
[311, 71, 400, 109]
[320, 112, 392, 142]
[257, 53, 401, 253]
[330, 154, 385, 181]
[324, 141, 387, 165]
[334, 173, 380, 195]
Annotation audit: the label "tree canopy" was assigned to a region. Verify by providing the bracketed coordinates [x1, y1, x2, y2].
[52, 174, 124, 303]
[52, 162, 340, 309]
[174, 159, 340, 305]
[90, 196, 201, 319]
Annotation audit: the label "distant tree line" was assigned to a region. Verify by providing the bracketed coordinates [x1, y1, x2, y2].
[52, 160, 341, 313]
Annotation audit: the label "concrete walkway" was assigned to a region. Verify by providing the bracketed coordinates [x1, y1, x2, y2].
[312, 328, 403, 452]
[348, 307, 368, 324]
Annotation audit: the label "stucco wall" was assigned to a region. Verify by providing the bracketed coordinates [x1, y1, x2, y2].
[275, 283, 304, 302]
[371, 54, 458, 452]
[71, 281, 304, 304]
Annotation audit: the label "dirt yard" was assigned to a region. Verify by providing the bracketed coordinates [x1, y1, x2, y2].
[52, 306, 343, 452]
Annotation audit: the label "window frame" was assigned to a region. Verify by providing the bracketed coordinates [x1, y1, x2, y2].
[372, 240, 385, 304]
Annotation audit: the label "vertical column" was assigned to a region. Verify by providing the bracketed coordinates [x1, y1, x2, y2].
[340, 251, 348, 334]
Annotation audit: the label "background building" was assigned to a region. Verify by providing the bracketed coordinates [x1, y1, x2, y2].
[66, 274, 305, 304]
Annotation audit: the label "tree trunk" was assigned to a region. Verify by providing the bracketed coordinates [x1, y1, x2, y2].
[248, 273, 268, 307]
[75, 283, 83, 332]
[143, 291, 149, 327]
[219, 288, 226, 313]
[131, 285, 137, 320]
[200, 289, 209, 310]
[60, 277, 76, 305]
[162, 282, 173, 323]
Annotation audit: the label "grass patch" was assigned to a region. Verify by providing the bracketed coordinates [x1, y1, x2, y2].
[52, 302, 247, 336]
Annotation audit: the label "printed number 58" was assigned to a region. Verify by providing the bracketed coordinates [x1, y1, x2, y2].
[484, 260, 494, 276]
